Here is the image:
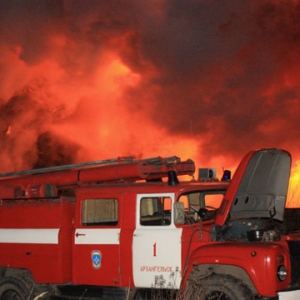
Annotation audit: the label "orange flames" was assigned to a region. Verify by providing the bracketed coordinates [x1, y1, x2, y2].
[0, 44, 199, 170]
[1, 1, 300, 206]
[287, 164, 300, 208]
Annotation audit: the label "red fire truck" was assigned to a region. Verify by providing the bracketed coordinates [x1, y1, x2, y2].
[0, 148, 300, 299]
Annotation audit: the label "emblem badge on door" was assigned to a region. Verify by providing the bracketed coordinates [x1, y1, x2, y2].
[91, 250, 102, 269]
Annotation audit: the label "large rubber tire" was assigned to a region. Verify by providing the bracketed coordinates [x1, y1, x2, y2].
[184, 273, 255, 300]
[0, 276, 35, 300]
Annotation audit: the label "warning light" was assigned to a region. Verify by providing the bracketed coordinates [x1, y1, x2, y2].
[221, 170, 231, 181]
[168, 171, 179, 186]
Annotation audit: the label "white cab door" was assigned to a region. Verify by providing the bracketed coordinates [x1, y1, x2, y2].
[133, 193, 182, 289]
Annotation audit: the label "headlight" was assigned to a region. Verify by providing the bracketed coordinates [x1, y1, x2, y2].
[277, 265, 287, 281]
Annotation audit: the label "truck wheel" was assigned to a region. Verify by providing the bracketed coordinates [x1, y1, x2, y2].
[184, 273, 254, 300]
[0, 276, 34, 300]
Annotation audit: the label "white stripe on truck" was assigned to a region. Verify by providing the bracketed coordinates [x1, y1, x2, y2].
[74, 228, 120, 245]
[0, 229, 59, 244]
[0, 228, 121, 245]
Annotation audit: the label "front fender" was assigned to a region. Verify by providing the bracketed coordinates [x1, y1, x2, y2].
[183, 242, 290, 296]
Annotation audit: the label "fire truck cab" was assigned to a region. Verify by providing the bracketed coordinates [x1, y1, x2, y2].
[0, 149, 300, 299]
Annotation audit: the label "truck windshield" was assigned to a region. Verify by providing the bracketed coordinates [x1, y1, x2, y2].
[178, 190, 225, 222]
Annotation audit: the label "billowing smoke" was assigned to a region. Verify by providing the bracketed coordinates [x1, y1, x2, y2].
[1, 0, 300, 204]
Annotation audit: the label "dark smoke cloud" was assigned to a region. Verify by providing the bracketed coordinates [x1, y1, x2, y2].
[33, 131, 78, 168]
[0, 0, 300, 171]
[0, 89, 78, 170]
[122, 0, 300, 160]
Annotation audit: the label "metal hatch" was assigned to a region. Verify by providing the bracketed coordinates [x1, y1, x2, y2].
[215, 148, 291, 226]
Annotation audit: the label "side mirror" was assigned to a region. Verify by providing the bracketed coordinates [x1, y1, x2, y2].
[174, 202, 185, 224]
[198, 208, 208, 219]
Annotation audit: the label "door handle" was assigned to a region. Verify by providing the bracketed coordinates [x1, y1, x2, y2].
[75, 232, 86, 238]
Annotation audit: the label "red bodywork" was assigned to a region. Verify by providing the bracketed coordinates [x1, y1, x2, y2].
[0, 150, 298, 298]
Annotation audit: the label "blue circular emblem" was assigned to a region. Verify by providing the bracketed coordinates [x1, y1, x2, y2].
[91, 250, 102, 269]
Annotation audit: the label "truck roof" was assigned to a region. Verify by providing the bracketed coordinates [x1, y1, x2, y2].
[73, 180, 230, 195]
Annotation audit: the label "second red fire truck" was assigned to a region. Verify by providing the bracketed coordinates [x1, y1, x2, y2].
[0, 148, 300, 299]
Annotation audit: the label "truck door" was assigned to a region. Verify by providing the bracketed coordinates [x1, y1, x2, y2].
[73, 193, 121, 286]
[133, 193, 182, 289]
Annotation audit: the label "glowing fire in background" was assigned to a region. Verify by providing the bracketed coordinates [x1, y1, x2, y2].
[0, 1, 300, 206]
[288, 164, 300, 207]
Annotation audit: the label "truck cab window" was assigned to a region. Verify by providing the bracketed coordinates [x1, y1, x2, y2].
[140, 197, 171, 226]
[82, 198, 118, 226]
[178, 191, 225, 222]
[205, 194, 223, 209]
